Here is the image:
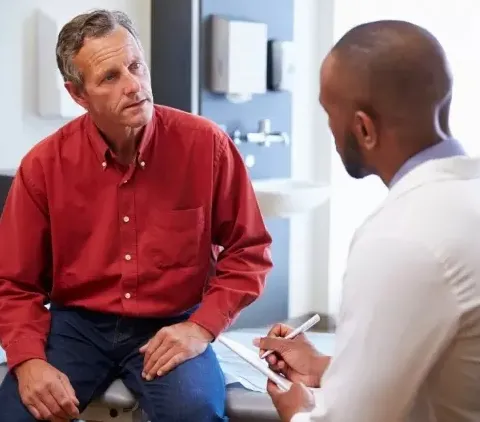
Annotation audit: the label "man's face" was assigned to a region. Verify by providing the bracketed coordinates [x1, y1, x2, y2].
[319, 54, 372, 179]
[67, 26, 153, 129]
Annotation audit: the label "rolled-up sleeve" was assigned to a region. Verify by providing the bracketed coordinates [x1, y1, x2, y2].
[291, 236, 460, 422]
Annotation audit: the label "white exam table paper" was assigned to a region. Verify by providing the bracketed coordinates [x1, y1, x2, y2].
[212, 330, 336, 392]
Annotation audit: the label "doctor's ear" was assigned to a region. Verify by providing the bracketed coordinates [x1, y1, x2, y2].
[353, 111, 377, 150]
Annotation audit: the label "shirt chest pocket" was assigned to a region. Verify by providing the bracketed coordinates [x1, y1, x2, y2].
[146, 206, 205, 269]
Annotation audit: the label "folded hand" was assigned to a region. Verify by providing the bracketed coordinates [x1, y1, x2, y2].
[15, 359, 80, 421]
[140, 321, 213, 380]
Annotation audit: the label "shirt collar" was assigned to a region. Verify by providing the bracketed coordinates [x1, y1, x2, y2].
[389, 138, 466, 188]
[86, 110, 156, 170]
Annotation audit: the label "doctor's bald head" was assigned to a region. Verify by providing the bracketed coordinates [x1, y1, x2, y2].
[319, 20, 453, 184]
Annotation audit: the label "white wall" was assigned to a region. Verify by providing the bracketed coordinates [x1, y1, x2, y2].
[289, 0, 335, 317]
[0, 0, 151, 171]
[328, 1, 480, 315]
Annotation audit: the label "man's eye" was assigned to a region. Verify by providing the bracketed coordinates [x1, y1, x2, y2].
[104, 73, 116, 82]
[130, 62, 142, 71]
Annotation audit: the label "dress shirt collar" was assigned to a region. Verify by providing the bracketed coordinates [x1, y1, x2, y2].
[85, 110, 156, 170]
[389, 138, 465, 188]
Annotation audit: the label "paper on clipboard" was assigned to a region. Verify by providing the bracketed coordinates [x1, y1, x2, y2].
[217, 334, 292, 391]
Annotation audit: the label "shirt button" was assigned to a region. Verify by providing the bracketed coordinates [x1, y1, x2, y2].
[102, 161, 107, 168]
[140, 161, 145, 167]
[125, 254, 132, 261]
[125, 293, 131, 299]
[123, 216, 130, 223]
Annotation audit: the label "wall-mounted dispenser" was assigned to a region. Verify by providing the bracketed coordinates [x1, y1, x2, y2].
[209, 15, 268, 103]
[36, 10, 85, 119]
[267, 40, 295, 92]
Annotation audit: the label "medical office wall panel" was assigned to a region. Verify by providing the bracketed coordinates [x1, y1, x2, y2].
[150, 0, 201, 114]
[0, 174, 13, 212]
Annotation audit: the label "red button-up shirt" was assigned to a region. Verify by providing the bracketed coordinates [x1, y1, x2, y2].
[0, 105, 272, 370]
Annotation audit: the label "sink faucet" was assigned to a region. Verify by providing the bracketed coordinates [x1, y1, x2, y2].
[232, 119, 290, 147]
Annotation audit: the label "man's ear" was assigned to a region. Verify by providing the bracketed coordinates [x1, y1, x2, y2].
[352, 111, 377, 151]
[64, 81, 88, 110]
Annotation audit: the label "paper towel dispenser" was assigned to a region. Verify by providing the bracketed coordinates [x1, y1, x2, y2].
[209, 15, 268, 102]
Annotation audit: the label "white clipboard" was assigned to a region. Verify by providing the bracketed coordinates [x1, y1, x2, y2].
[217, 334, 292, 391]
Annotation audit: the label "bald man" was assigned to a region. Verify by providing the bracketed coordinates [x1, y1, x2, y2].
[254, 20, 480, 422]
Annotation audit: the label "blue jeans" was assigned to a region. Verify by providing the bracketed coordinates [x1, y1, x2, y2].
[0, 304, 227, 421]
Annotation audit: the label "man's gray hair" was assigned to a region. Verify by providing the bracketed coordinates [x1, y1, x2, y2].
[56, 9, 141, 87]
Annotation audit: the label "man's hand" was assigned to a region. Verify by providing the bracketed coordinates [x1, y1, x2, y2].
[268, 381, 315, 422]
[139, 321, 213, 380]
[14, 358, 80, 421]
[253, 323, 330, 387]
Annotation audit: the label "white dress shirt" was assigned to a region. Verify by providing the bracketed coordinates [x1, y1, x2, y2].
[292, 156, 480, 422]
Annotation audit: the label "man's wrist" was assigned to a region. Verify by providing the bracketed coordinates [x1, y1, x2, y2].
[185, 321, 215, 342]
[13, 358, 46, 376]
[312, 355, 331, 387]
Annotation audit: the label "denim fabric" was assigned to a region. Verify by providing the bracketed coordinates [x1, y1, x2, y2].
[0, 304, 227, 421]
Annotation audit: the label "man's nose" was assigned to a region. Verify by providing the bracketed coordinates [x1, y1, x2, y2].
[123, 73, 141, 95]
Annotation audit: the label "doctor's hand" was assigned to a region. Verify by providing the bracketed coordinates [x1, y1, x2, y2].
[139, 321, 213, 380]
[268, 380, 315, 422]
[14, 358, 80, 421]
[253, 323, 330, 388]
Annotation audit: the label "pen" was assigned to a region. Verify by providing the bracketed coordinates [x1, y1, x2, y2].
[260, 313, 321, 359]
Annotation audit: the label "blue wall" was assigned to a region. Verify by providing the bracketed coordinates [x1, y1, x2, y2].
[201, 0, 294, 328]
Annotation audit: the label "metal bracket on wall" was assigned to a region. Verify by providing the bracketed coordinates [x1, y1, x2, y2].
[232, 119, 290, 147]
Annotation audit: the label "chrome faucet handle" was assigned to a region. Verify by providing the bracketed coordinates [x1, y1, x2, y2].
[258, 119, 272, 134]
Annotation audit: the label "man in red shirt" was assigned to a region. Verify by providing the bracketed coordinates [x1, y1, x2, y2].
[0, 9, 272, 422]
